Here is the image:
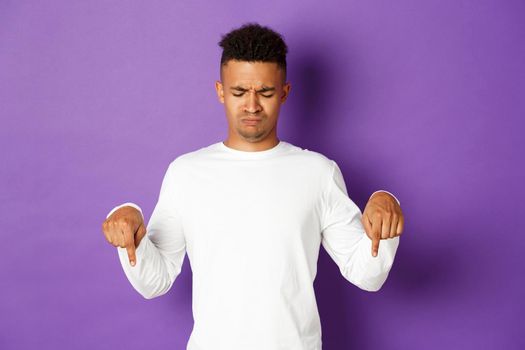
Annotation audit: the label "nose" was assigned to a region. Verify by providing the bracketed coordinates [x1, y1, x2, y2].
[244, 91, 262, 114]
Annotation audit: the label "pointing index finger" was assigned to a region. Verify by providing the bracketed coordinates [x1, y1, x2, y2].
[122, 226, 137, 267]
[371, 215, 381, 257]
[126, 245, 136, 266]
[372, 235, 380, 257]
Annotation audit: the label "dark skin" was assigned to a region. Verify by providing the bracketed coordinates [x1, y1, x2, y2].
[215, 60, 290, 151]
[101, 59, 404, 266]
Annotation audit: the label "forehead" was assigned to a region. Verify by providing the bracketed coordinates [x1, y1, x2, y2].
[221, 60, 283, 87]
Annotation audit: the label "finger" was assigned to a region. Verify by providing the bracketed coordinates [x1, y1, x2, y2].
[134, 222, 146, 248]
[381, 213, 391, 239]
[118, 227, 128, 247]
[124, 229, 137, 267]
[372, 232, 381, 257]
[371, 215, 381, 257]
[397, 215, 404, 235]
[121, 224, 137, 267]
[107, 223, 120, 246]
[126, 245, 136, 267]
[101, 221, 112, 243]
[103, 221, 120, 246]
[362, 213, 373, 239]
[390, 215, 399, 238]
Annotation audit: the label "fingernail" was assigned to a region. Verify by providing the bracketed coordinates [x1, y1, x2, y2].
[131, 260, 135, 266]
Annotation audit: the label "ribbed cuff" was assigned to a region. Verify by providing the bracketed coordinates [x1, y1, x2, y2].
[106, 202, 144, 219]
[369, 190, 400, 206]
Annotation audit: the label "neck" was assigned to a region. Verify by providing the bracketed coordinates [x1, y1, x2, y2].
[223, 135, 280, 152]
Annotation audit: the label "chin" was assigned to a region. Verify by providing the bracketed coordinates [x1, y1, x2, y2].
[237, 131, 267, 142]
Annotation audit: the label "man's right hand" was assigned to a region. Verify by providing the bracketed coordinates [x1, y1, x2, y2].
[102, 206, 146, 267]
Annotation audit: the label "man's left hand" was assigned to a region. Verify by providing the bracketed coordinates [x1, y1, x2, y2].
[362, 191, 404, 257]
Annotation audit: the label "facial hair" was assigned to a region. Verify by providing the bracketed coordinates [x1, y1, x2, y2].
[236, 117, 268, 142]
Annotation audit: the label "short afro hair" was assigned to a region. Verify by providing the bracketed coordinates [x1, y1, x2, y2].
[218, 22, 288, 81]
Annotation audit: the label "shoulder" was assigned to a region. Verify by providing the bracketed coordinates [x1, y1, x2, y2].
[285, 142, 336, 173]
[165, 143, 218, 169]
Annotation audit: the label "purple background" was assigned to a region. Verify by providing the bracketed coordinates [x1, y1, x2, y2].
[1, 1, 524, 349]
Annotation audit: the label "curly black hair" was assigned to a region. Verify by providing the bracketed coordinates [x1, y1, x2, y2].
[218, 22, 288, 81]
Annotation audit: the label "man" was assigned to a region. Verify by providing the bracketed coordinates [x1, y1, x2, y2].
[101, 22, 404, 350]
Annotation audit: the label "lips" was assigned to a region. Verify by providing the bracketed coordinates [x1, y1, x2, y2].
[241, 118, 262, 125]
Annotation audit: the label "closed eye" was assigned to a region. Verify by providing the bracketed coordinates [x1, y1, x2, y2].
[232, 93, 274, 98]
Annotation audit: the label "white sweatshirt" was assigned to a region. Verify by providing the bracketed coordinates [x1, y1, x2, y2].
[106, 140, 400, 350]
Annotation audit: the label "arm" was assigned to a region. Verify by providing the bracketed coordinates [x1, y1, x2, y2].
[107, 162, 186, 299]
[320, 160, 400, 292]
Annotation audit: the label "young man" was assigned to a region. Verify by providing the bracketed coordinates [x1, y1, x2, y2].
[102, 23, 404, 350]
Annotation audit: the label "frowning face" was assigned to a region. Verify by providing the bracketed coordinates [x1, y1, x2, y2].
[215, 60, 291, 145]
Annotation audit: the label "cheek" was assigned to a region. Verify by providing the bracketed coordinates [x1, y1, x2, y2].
[224, 98, 242, 110]
[224, 102, 243, 121]
[263, 100, 279, 114]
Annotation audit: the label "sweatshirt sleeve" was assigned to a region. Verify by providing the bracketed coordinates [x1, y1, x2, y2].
[110, 161, 187, 299]
[320, 160, 400, 292]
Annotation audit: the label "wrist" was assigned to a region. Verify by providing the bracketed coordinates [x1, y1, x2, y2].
[370, 190, 400, 205]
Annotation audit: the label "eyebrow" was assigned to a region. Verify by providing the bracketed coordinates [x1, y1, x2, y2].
[229, 86, 276, 93]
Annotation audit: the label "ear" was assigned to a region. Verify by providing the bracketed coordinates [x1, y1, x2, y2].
[280, 81, 291, 104]
[215, 80, 225, 104]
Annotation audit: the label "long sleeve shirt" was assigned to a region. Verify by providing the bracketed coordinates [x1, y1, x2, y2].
[106, 140, 400, 350]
